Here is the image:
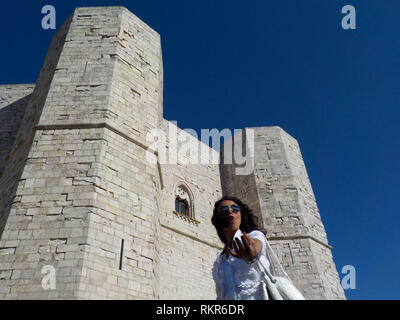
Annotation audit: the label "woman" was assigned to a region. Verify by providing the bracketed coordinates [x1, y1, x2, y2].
[211, 196, 270, 300]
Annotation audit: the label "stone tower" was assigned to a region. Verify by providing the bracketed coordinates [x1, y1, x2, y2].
[221, 128, 345, 299]
[0, 6, 345, 299]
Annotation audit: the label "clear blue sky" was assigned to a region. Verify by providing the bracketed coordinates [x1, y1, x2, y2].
[1, 0, 399, 299]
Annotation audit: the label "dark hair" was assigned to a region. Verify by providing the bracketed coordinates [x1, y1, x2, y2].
[211, 196, 265, 244]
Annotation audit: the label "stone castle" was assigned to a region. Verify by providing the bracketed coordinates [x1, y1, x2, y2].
[0, 6, 346, 299]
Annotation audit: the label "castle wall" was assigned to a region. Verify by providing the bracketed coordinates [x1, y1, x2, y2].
[77, 127, 160, 299]
[157, 119, 223, 299]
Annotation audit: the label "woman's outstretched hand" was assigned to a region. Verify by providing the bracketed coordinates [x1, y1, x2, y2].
[228, 232, 262, 262]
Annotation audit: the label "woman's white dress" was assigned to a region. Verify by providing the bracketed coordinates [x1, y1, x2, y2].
[212, 230, 270, 300]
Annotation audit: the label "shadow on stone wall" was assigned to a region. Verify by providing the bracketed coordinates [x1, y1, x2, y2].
[0, 94, 33, 238]
[0, 129, 34, 239]
[0, 94, 32, 178]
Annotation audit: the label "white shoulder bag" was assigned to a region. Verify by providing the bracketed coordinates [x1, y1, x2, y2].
[255, 239, 305, 300]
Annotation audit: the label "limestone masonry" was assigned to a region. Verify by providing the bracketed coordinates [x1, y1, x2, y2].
[0, 6, 346, 299]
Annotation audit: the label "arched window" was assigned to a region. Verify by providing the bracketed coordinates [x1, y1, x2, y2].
[174, 185, 193, 218]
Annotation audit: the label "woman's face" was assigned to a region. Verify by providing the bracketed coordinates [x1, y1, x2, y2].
[218, 200, 241, 232]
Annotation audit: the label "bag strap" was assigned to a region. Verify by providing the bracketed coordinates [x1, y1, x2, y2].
[255, 259, 277, 284]
[264, 240, 290, 279]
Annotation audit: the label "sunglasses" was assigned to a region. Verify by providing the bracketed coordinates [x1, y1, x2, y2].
[218, 204, 241, 214]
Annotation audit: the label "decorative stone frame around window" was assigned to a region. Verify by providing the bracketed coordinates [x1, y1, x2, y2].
[173, 183, 199, 225]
